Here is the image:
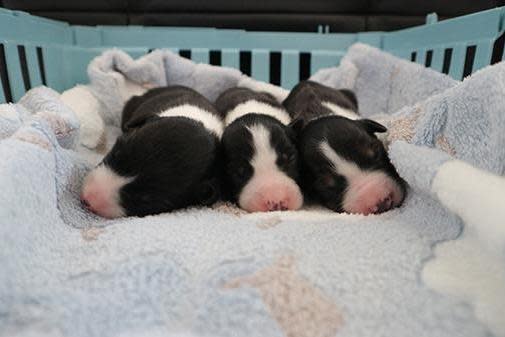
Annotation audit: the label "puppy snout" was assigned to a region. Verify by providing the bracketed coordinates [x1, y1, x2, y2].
[80, 196, 90, 209]
[265, 200, 289, 212]
[342, 172, 404, 215]
[373, 194, 394, 214]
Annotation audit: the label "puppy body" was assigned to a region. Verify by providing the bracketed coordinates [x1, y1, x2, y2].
[215, 88, 303, 212]
[283, 81, 406, 215]
[81, 86, 223, 218]
[121, 86, 223, 137]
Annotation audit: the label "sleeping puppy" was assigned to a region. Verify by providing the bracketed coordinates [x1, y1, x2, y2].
[81, 86, 223, 218]
[215, 87, 303, 212]
[283, 80, 406, 215]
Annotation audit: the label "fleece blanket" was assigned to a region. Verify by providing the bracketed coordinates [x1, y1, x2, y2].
[0, 44, 504, 337]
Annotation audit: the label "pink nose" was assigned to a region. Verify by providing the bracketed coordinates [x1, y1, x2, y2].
[80, 192, 113, 218]
[239, 179, 304, 213]
[368, 193, 394, 215]
[265, 200, 289, 211]
[342, 173, 404, 215]
[375, 195, 394, 213]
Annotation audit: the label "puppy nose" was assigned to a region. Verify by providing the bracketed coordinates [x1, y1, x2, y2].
[81, 196, 90, 209]
[374, 194, 393, 214]
[266, 200, 289, 212]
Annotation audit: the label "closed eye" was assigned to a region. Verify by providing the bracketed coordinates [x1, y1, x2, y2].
[229, 162, 252, 182]
[278, 149, 297, 167]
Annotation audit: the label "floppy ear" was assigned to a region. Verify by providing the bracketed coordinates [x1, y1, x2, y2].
[198, 178, 221, 206]
[358, 119, 388, 134]
[288, 118, 305, 138]
[123, 114, 161, 132]
[339, 89, 358, 110]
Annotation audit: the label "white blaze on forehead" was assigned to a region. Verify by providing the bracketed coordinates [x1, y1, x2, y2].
[82, 164, 133, 218]
[158, 104, 223, 138]
[238, 124, 303, 211]
[319, 141, 363, 179]
[321, 101, 359, 120]
[319, 140, 403, 214]
[225, 100, 291, 126]
[248, 124, 279, 173]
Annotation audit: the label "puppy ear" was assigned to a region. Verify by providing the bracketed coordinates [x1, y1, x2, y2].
[339, 89, 358, 110]
[288, 118, 305, 137]
[358, 119, 388, 134]
[198, 178, 221, 206]
[123, 114, 160, 132]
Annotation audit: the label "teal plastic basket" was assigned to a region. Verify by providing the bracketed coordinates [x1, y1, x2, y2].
[1, 7, 505, 103]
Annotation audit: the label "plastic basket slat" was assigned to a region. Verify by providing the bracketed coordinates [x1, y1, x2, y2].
[0, 82, 4, 103]
[0, 50, 5, 102]
[1, 6, 505, 103]
[281, 50, 299, 89]
[191, 48, 209, 64]
[63, 47, 103, 88]
[41, 45, 66, 92]
[428, 48, 444, 72]
[389, 49, 411, 60]
[25, 44, 42, 87]
[383, 8, 502, 51]
[251, 49, 269, 83]
[472, 40, 494, 73]
[4, 42, 26, 101]
[416, 49, 426, 66]
[95, 26, 356, 52]
[310, 51, 342, 75]
[124, 48, 149, 60]
[72, 26, 102, 47]
[447, 44, 466, 80]
[221, 48, 240, 70]
[0, 8, 72, 45]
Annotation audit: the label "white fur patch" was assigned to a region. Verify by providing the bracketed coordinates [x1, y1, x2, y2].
[319, 140, 402, 214]
[236, 78, 289, 103]
[319, 141, 364, 179]
[82, 165, 133, 218]
[225, 100, 292, 126]
[321, 101, 359, 120]
[238, 124, 302, 212]
[61, 85, 104, 149]
[248, 124, 280, 175]
[158, 104, 223, 138]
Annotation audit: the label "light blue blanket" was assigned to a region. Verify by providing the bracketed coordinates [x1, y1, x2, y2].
[1, 44, 504, 337]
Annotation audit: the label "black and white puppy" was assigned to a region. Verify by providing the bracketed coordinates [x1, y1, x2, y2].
[283, 81, 406, 215]
[81, 86, 223, 218]
[215, 87, 303, 212]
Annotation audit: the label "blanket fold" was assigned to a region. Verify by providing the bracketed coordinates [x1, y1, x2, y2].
[1, 43, 504, 337]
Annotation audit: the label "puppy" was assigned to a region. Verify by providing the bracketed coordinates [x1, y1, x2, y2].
[81, 86, 223, 218]
[283, 80, 406, 215]
[215, 87, 303, 212]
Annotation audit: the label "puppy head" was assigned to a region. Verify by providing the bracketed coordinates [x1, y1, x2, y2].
[298, 116, 406, 215]
[81, 117, 220, 218]
[222, 115, 303, 212]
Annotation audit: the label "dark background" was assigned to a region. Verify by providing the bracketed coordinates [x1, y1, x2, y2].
[1, 0, 504, 32]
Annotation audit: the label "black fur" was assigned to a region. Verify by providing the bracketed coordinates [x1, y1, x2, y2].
[121, 85, 219, 132]
[283, 80, 358, 127]
[103, 86, 222, 217]
[283, 81, 406, 212]
[215, 87, 300, 202]
[214, 87, 282, 120]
